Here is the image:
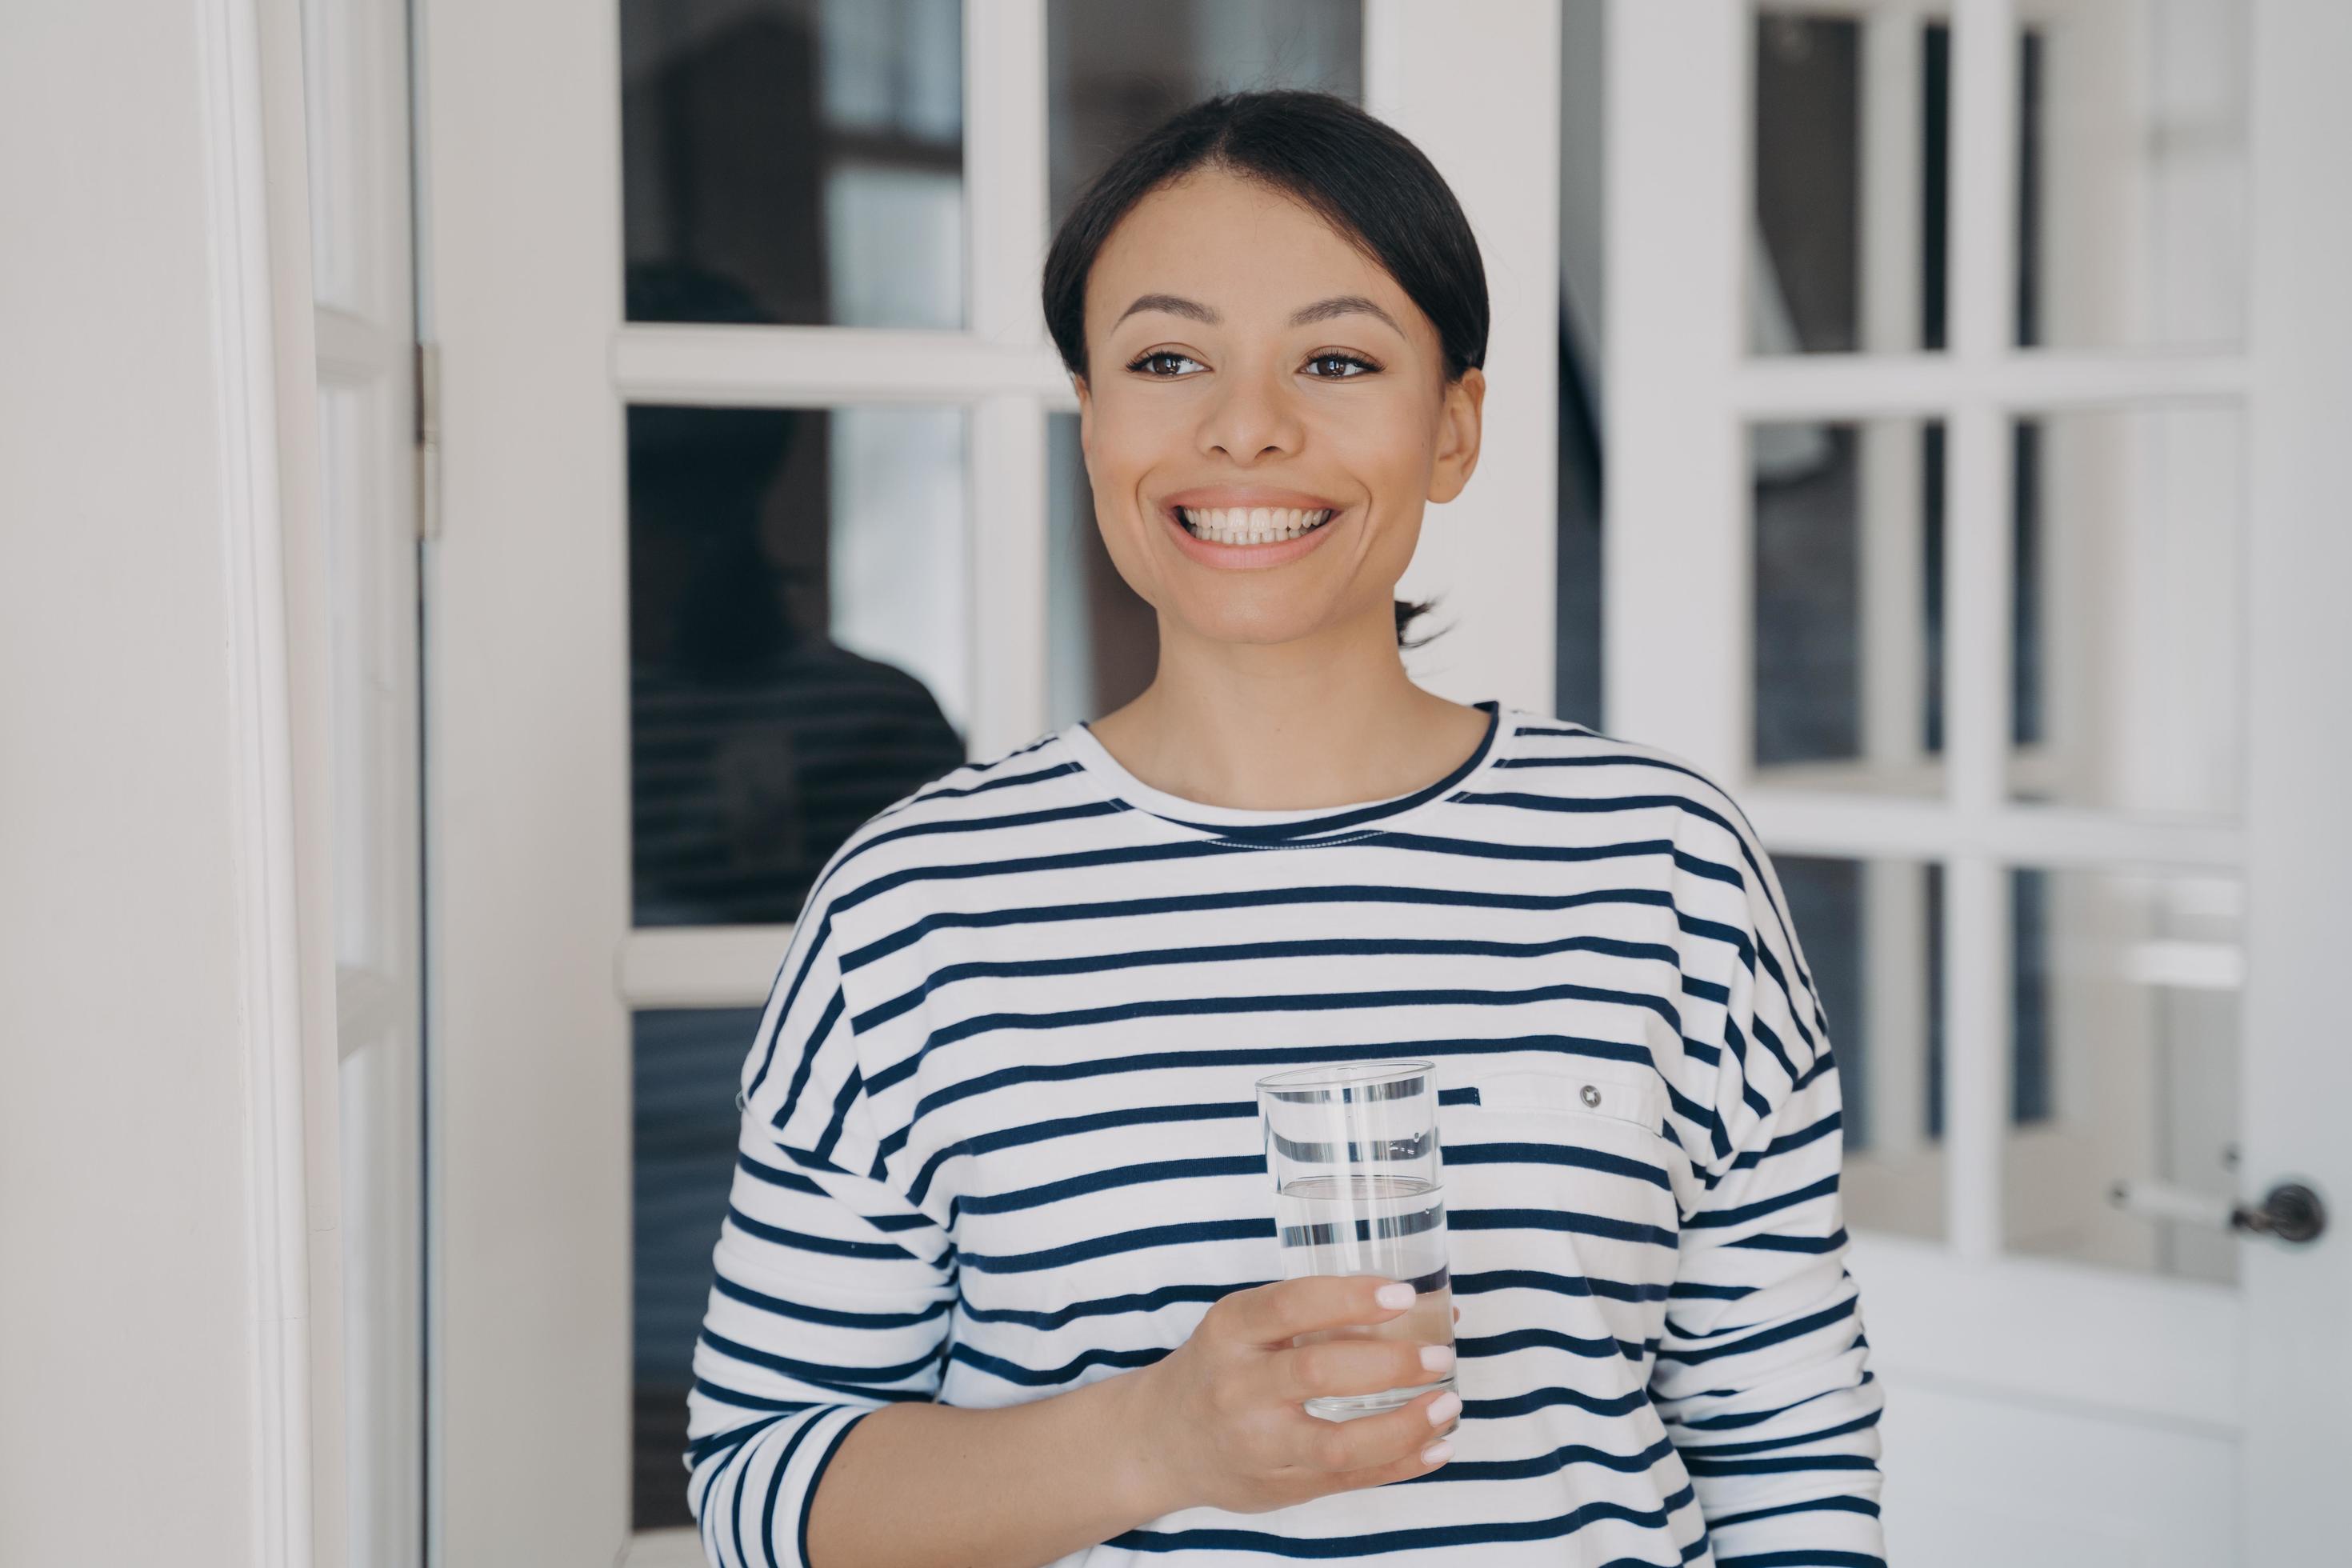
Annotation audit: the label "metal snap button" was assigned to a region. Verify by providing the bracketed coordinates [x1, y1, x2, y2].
[1580, 1083, 1602, 1108]
[734, 1088, 749, 1113]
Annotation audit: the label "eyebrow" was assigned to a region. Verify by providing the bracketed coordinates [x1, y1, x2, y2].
[1113, 293, 1404, 336]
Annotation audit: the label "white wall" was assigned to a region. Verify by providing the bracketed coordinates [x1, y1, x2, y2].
[0, 2, 330, 1562]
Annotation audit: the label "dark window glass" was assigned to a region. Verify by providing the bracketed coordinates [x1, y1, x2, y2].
[1751, 418, 1946, 794]
[1046, 0, 1361, 229]
[626, 389, 969, 926]
[1773, 854, 1944, 1242]
[622, 0, 965, 327]
[1750, 11, 1950, 355]
[631, 1006, 764, 1530]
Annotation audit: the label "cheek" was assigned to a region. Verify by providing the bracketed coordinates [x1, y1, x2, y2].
[1320, 399, 1430, 503]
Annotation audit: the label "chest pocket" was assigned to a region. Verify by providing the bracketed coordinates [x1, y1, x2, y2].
[1469, 1062, 1668, 1135]
[1440, 1057, 1689, 1234]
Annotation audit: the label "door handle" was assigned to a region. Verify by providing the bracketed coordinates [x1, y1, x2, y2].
[2108, 1177, 2328, 1246]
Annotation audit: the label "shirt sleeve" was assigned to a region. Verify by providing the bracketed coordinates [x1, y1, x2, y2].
[682, 896, 958, 1568]
[1647, 794, 1888, 1568]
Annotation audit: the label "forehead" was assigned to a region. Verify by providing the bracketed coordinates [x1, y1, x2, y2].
[1086, 168, 1406, 326]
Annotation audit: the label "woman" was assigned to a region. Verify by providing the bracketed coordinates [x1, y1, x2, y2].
[684, 90, 1885, 1568]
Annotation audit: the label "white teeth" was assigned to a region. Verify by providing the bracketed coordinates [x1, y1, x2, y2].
[1177, 506, 1334, 544]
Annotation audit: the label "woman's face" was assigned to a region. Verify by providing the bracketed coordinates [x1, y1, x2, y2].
[1074, 166, 1485, 649]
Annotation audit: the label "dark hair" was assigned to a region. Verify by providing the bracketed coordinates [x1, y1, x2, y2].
[1042, 89, 1489, 652]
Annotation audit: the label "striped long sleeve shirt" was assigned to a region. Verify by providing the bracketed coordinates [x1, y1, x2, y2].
[682, 700, 1887, 1567]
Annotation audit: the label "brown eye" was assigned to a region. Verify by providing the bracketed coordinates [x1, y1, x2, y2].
[1126, 350, 1202, 378]
[1307, 353, 1376, 378]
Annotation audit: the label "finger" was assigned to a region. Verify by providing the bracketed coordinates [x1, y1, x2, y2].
[1289, 1385, 1462, 1475]
[1451, 1306, 1460, 1323]
[1222, 1273, 1413, 1347]
[1330, 1434, 1457, 1495]
[1279, 1335, 1452, 1407]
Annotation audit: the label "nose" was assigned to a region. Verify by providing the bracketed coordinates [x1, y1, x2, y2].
[1196, 356, 1305, 463]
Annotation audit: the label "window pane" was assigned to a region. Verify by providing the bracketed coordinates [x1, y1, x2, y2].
[632, 1006, 765, 1530]
[2002, 868, 2241, 1284]
[2007, 406, 2243, 818]
[2018, 0, 2246, 350]
[622, 0, 964, 328]
[1776, 854, 1946, 1242]
[627, 402, 970, 926]
[1048, 0, 1362, 229]
[1750, 9, 1952, 355]
[1046, 413, 1157, 730]
[1751, 417, 1946, 794]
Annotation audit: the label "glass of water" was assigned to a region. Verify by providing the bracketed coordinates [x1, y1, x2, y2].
[1254, 1058, 1456, 1421]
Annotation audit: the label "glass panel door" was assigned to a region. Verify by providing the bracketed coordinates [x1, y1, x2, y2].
[1599, 0, 2314, 1560]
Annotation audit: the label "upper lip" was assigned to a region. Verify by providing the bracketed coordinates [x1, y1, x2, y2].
[1162, 486, 1344, 514]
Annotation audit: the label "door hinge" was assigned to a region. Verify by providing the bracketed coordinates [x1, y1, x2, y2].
[414, 340, 442, 541]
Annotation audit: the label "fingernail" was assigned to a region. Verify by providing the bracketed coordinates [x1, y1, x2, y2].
[1420, 1439, 1454, 1465]
[1375, 1282, 1414, 1310]
[1426, 1390, 1462, 1426]
[1419, 1344, 1455, 1374]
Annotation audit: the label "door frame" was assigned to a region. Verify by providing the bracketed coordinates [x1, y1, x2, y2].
[418, 2, 1564, 1562]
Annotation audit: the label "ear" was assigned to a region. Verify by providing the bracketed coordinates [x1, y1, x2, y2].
[1426, 366, 1486, 506]
[1073, 372, 1092, 457]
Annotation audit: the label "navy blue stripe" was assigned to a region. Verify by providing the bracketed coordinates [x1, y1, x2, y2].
[1657, 1298, 1859, 1366]
[1703, 1494, 1882, 1530]
[869, 980, 1696, 1100]
[856, 930, 1684, 1031]
[1674, 1407, 1882, 1457]
[699, 1327, 940, 1390]
[1684, 1173, 1841, 1230]
[842, 882, 1683, 973]
[725, 1203, 928, 1262]
[957, 1280, 1244, 1332]
[709, 1269, 950, 1331]
[1452, 1206, 1678, 1250]
[1105, 1482, 1699, 1555]
[894, 1036, 1658, 1130]
[1448, 1139, 1674, 1191]
[1453, 1266, 1674, 1306]
[903, 1100, 1254, 1206]
[962, 1216, 1271, 1274]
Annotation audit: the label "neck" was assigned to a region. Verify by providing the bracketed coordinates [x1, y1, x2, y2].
[1085, 608, 1491, 811]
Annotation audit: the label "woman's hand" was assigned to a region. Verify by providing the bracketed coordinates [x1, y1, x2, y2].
[1117, 1274, 1463, 1518]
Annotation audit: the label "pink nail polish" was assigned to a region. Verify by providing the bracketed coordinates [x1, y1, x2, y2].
[1421, 1439, 1454, 1465]
[1374, 1282, 1414, 1310]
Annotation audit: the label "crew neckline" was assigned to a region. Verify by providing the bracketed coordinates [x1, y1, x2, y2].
[1058, 698, 1511, 845]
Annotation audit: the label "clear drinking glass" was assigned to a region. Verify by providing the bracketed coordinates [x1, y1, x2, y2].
[1255, 1058, 1457, 1421]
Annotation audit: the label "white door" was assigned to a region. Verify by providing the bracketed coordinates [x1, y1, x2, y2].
[301, 0, 428, 1561]
[418, 2, 1563, 1562]
[1606, 1, 2348, 1562]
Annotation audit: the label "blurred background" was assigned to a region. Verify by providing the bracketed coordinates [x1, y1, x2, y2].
[6, 2, 2349, 1566]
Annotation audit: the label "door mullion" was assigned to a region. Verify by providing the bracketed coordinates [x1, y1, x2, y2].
[963, 0, 1049, 758]
[1942, 0, 2019, 1266]
[1602, 0, 1746, 770]
[970, 394, 1049, 757]
[965, 0, 1046, 346]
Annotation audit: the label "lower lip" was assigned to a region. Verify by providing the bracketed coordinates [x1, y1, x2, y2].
[1162, 506, 1344, 570]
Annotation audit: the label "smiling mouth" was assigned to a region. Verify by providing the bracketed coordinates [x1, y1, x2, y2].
[1174, 505, 1337, 546]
